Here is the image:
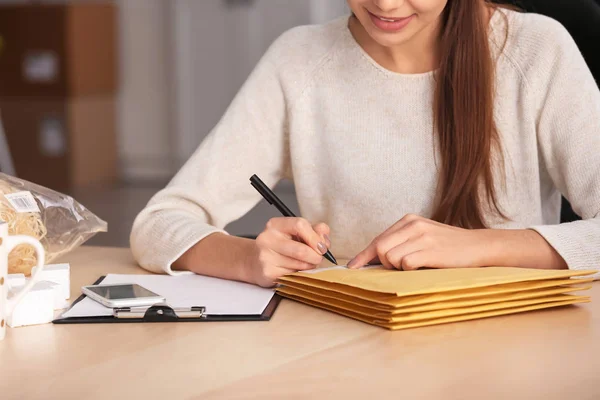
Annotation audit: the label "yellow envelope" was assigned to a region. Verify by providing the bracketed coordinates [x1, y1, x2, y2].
[384, 298, 589, 330]
[278, 287, 589, 322]
[277, 284, 591, 315]
[290, 266, 595, 296]
[279, 292, 590, 330]
[277, 277, 593, 310]
[278, 275, 593, 308]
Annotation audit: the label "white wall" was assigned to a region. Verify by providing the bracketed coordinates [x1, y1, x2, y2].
[117, 0, 174, 182]
[118, 0, 349, 182]
[171, 0, 313, 169]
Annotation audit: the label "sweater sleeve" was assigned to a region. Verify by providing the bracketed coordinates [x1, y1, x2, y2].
[526, 20, 600, 278]
[130, 38, 291, 275]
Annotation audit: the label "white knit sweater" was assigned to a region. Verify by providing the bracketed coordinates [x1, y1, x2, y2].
[131, 10, 600, 279]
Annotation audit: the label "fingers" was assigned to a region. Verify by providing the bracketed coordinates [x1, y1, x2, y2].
[313, 222, 331, 247]
[257, 218, 331, 266]
[272, 252, 319, 271]
[347, 245, 377, 269]
[348, 231, 408, 270]
[266, 231, 324, 265]
[375, 231, 414, 269]
[253, 218, 333, 287]
[265, 217, 329, 257]
[348, 214, 432, 270]
[253, 247, 322, 288]
[253, 263, 298, 288]
[385, 237, 427, 270]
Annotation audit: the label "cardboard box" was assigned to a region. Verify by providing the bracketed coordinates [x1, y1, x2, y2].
[0, 3, 117, 97]
[0, 96, 118, 191]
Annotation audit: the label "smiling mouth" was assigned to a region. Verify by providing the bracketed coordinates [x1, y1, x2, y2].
[367, 10, 416, 32]
[369, 11, 411, 22]
[377, 15, 404, 22]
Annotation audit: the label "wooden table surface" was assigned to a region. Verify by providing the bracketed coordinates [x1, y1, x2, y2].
[1, 246, 598, 400]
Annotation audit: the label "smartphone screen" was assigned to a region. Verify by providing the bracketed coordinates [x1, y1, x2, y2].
[85, 284, 160, 300]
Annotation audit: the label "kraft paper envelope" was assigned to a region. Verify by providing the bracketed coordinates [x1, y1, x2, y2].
[290, 266, 595, 296]
[277, 277, 593, 310]
[277, 275, 593, 308]
[385, 298, 590, 330]
[280, 293, 589, 330]
[277, 284, 592, 315]
[277, 287, 589, 322]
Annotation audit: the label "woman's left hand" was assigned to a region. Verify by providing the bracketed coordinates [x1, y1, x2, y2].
[347, 214, 493, 270]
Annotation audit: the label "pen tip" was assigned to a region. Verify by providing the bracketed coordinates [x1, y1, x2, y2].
[324, 251, 337, 265]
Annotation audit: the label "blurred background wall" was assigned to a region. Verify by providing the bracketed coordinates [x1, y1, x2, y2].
[0, 0, 349, 247]
[118, 0, 347, 182]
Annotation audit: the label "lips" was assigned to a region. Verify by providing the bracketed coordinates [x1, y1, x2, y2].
[367, 10, 415, 33]
[376, 15, 404, 22]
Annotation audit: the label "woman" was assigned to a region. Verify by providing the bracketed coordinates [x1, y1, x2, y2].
[131, 0, 600, 287]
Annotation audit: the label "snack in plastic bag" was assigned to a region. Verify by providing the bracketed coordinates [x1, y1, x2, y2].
[0, 173, 107, 275]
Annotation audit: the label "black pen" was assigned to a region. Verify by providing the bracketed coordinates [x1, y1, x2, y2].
[250, 174, 337, 265]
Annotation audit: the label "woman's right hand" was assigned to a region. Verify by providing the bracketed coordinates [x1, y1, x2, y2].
[248, 217, 331, 287]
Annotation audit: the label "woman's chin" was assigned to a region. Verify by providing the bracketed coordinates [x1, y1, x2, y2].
[367, 29, 414, 49]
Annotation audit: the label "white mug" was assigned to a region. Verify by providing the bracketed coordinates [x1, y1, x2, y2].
[0, 220, 46, 340]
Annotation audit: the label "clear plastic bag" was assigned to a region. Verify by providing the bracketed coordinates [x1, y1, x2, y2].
[0, 173, 107, 275]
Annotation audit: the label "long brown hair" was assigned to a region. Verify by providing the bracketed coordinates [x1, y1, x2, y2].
[431, 0, 507, 229]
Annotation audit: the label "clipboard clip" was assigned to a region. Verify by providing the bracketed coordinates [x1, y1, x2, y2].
[113, 304, 206, 321]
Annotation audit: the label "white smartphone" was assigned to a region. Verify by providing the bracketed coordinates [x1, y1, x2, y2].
[81, 283, 165, 308]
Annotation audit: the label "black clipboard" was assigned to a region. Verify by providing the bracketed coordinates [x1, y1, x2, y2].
[52, 276, 282, 324]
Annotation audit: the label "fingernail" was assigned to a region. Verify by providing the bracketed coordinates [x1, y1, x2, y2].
[324, 234, 331, 247]
[347, 258, 358, 269]
[317, 242, 327, 255]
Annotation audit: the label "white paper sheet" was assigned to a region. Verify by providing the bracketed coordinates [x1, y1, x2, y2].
[300, 266, 349, 274]
[61, 274, 275, 318]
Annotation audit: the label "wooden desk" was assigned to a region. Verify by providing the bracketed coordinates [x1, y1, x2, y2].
[1, 247, 599, 400]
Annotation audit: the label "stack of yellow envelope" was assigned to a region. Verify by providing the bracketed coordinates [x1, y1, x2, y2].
[276, 266, 595, 330]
